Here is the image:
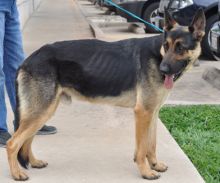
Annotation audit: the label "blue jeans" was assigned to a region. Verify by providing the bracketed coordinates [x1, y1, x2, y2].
[0, 1, 25, 132]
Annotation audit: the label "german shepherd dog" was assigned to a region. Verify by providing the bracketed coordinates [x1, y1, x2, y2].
[6, 9, 205, 181]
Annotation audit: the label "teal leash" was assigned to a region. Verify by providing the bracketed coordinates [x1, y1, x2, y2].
[104, 0, 164, 33]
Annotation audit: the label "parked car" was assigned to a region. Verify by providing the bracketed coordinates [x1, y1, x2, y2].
[157, 0, 220, 60]
[210, 0, 220, 60]
[105, 0, 161, 33]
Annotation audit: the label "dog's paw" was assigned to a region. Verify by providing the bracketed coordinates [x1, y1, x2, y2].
[31, 160, 48, 169]
[152, 162, 168, 172]
[142, 169, 160, 180]
[13, 170, 29, 181]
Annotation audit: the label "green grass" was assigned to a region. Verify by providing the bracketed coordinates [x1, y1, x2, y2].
[159, 105, 220, 183]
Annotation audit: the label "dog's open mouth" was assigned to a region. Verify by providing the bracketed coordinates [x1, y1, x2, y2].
[162, 60, 190, 89]
[163, 69, 185, 89]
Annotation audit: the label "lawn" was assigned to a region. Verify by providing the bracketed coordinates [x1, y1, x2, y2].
[159, 105, 220, 183]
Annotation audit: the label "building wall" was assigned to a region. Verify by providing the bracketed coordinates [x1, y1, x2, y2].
[17, 0, 42, 29]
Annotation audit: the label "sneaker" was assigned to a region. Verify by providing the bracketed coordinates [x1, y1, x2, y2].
[0, 131, 11, 148]
[37, 125, 57, 135]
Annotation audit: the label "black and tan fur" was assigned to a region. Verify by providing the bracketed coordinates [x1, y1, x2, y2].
[6, 9, 206, 181]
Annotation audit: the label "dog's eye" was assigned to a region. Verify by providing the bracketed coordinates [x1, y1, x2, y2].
[175, 42, 185, 53]
[163, 42, 169, 52]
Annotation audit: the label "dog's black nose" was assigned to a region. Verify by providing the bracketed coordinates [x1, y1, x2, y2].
[160, 62, 170, 74]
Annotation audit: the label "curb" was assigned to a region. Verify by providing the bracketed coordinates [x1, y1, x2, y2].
[76, 0, 106, 39]
[166, 100, 220, 105]
[87, 20, 106, 39]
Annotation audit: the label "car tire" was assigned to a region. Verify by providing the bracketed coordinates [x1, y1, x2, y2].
[143, 2, 160, 33]
[201, 14, 219, 60]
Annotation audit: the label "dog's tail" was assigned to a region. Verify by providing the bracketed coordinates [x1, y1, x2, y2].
[14, 69, 21, 132]
[14, 69, 29, 169]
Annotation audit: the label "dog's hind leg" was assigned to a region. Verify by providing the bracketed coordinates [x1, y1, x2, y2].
[28, 139, 49, 168]
[134, 103, 160, 180]
[7, 70, 61, 181]
[7, 126, 31, 181]
[7, 96, 60, 180]
[20, 136, 48, 169]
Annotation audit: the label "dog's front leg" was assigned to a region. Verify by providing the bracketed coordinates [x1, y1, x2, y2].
[146, 111, 168, 172]
[134, 104, 160, 180]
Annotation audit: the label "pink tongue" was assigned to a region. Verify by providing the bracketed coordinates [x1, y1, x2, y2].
[164, 75, 174, 89]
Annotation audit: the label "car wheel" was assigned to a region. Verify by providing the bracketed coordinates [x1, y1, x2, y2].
[143, 2, 160, 33]
[201, 14, 220, 60]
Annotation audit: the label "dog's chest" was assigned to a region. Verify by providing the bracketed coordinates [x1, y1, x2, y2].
[155, 87, 170, 106]
[62, 87, 137, 108]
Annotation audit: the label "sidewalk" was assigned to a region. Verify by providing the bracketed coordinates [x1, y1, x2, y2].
[0, 0, 204, 182]
[23, 0, 93, 55]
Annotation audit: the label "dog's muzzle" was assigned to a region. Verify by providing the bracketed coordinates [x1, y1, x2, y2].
[160, 59, 190, 89]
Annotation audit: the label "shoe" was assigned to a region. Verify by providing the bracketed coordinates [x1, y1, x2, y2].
[37, 125, 57, 135]
[0, 131, 11, 148]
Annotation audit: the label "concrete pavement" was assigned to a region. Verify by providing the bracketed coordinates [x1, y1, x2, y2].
[0, 0, 205, 182]
[1, 102, 205, 183]
[23, 0, 93, 54]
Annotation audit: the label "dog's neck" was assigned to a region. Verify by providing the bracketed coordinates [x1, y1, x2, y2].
[140, 35, 164, 64]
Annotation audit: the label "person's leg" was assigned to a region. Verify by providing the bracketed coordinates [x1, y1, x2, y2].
[0, 11, 7, 132]
[0, 10, 12, 147]
[4, 2, 57, 135]
[3, 2, 24, 116]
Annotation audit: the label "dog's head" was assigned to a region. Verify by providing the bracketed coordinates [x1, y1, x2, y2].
[160, 8, 206, 89]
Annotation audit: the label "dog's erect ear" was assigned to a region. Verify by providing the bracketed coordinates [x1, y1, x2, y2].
[189, 8, 206, 41]
[164, 8, 177, 31]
